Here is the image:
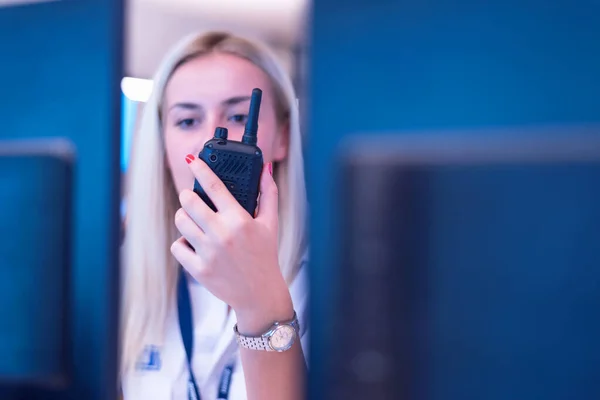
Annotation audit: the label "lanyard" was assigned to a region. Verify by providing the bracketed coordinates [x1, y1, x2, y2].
[177, 268, 234, 400]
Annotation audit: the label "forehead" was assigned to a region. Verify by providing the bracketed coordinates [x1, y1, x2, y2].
[164, 53, 272, 105]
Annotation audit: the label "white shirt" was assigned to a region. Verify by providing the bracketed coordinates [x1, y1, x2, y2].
[122, 261, 309, 400]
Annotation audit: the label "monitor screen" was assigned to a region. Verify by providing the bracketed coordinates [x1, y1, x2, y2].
[322, 127, 600, 400]
[0, 141, 74, 391]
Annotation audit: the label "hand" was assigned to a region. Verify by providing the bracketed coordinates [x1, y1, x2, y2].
[170, 156, 294, 334]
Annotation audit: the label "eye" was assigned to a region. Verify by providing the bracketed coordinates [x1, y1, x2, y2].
[227, 114, 248, 125]
[176, 118, 199, 130]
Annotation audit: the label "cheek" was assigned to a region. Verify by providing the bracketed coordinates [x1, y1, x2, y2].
[255, 121, 281, 163]
[256, 138, 273, 163]
[164, 133, 196, 194]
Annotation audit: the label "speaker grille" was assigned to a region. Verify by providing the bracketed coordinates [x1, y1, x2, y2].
[213, 152, 253, 208]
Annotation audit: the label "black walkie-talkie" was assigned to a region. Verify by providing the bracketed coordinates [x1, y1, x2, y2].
[193, 88, 264, 216]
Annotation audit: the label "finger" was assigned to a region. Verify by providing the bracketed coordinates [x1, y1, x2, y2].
[186, 154, 238, 212]
[174, 208, 204, 251]
[255, 162, 279, 230]
[171, 236, 198, 269]
[179, 189, 219, 235]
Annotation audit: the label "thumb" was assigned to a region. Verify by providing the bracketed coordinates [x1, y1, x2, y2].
[256, 162, 279, 230]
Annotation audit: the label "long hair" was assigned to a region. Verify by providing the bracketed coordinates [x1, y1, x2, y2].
[120, 31, 308, 375]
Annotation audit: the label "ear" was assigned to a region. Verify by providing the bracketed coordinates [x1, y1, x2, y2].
[272, 120, 290, 162]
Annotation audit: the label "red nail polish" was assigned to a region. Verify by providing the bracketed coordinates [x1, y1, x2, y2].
[185, 154, 195, 164]
[268, 162, 273, 175]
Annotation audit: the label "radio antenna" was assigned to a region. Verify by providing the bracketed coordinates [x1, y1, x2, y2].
[242, 88, 262, 145]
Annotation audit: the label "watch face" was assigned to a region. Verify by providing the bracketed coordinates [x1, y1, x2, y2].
[269, 325, 296, 351]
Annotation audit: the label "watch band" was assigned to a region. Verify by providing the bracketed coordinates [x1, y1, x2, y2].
[236, 334, 272, 351]
[234, 311, 300, 352]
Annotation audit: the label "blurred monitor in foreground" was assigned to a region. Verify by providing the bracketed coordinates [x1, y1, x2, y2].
[0, 140, 73, 399]
[321, 126, 600, 400]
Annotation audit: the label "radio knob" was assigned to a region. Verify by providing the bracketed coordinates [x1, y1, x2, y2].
[214, 127, 228, 139]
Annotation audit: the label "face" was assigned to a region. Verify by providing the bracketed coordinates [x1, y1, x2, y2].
[162, 52, 288, 194]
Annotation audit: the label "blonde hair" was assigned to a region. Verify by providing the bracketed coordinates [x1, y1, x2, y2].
[120, 31, 308, 375]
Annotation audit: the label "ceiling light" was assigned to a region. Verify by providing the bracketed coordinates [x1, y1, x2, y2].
[121, 77, 153, 103]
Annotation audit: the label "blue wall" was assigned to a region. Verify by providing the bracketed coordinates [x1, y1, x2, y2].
[309, 0, 600, 398]
[0, 1, 123, 398]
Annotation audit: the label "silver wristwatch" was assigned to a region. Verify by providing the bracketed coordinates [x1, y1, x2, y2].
[234, 312, 300, 352]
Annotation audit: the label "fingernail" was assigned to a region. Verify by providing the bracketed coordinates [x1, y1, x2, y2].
[268, 162, 273, 175]
[185, 154, 195, 164]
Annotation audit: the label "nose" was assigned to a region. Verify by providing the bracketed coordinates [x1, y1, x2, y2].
[194, 115, 220, 154]
[204, 112, 222, 140]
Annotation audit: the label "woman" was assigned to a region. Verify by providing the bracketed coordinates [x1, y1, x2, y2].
[120, 31, 309, 400]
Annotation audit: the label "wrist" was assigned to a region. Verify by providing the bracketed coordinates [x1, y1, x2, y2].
[234, 291, 294, 336]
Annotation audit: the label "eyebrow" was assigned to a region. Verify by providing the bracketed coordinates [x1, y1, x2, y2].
[169, 96, 252, 111]
[222, 96, 251, 106]
[169, 102, 200, 111]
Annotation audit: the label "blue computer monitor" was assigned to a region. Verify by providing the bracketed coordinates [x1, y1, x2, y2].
[0, 140, 74, 395]
[316, 125, 600, 400]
